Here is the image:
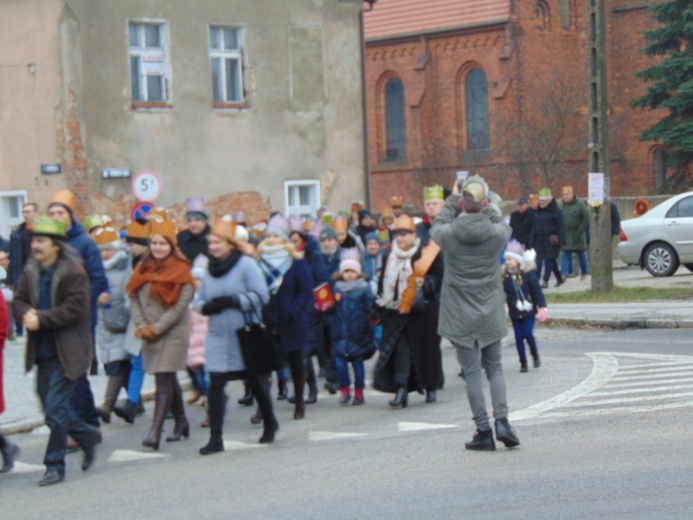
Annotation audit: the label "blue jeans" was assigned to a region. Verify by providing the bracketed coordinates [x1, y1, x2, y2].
[537, 258, 562, 283]
[70, 374, 100, 427]
[511, 316, 538, 361]
[127, 353, 145, 405]
[335, 355, 365, 389]
[561, 250, 589, 277]
[37, 361, 97, 473]
[191, 365, 209, 397]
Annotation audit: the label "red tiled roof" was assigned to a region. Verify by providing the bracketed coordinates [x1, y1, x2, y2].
[364, 0, 510, 41]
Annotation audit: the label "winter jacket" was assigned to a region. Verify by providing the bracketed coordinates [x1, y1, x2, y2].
[96, 252, 131, 365]
[0, 290, 8, 414]
[430, 195, 510, 347]
[529, 198, 566, 260]
[177, 226, 210, 262]
[561, 196, 590, 251]
[13, 250, 92, 380]
[193, 255, 268, 373]
[362, 250, 384, 295]
[8, 222, 32, 288]
[305, 249, 341, 355]
[186, 306, 208, 368]
[66, 220, 109, 323]
[331, 278, 374, 360]
[263, 259, 314, 353]
[509, 209, 536, 247]
[503, 269, 546, 321]
[130, 278, 194, 375]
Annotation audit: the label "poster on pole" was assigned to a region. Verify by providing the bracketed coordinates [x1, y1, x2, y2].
[588, 173, 605, 206]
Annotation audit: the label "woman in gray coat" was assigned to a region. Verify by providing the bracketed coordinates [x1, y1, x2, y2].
[128, 218, 195, 451]
[195, 216, 274, 455]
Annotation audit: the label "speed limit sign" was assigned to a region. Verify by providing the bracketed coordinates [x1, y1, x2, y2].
[132, 170, 163, 202]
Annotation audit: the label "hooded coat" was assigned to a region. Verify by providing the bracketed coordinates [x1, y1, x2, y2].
[561, 196, 590, 251]
[96, 251, 131, 365]
[331, 278, 374, 360]
[430, 195, 510, 347]
[529, 198, 566, 260]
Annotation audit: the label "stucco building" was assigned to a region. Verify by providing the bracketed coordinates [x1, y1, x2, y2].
[364, 0, 671, 212]
[0, 0, 367, 232]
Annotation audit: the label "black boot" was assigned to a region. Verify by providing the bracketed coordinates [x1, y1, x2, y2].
[0, 440, 20, 473]
[277, 378, 288, 400]
[389, 387, 408, 408]
[465, 429, 496, 451]
[136, 397, 146, 416]
[250, 407, 263, 425]
[259, 419, 279, 444]
[306, 384, 318, 404]
[495, 418, 520, 448]
[113, 400, 138, 424]
[199, 434, 224, 455]
[238, 382, 254, 406]
[165, 383, 190, 442]
[425, 389, 437, 403]
[142, 392, 171, 451]
[520, 360, 528, 373]
[533, 354, 541, 368]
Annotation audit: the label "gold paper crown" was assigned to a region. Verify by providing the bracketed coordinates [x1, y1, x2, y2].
[84, 215, 104, 232]
[31, 215, 67, 238]
[351, 201, 364, 213]
[538, 188, 552, 199]
[126, 220, 151, 240]
[94, 227, 119, 246]
[394, 215, 415, 233]
[462, 175, 489, 204]
[150, 218, 177, 240]
[380, 206, 395, 224]
[211, 215, 237, 243]
[423, 185, 445, 202]
[331, 217, 348, 233]
[49, 190, 75, 212]
[390, 196, 403, 207]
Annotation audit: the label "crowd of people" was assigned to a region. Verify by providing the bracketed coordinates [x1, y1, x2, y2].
[0, 178, 610, 486]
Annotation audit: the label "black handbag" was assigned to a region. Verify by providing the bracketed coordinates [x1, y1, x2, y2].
[236, 293, 286, 376]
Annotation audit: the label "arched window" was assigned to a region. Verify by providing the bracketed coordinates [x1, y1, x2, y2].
[653, 147, 667, 187]
[561, 0, 571, 29]
[465, 68, 489, 150]
[384, 77, 406, 162]
[535, 1, 550, 30]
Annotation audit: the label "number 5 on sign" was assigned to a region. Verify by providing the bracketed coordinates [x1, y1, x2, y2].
[132, 170, 163, 202]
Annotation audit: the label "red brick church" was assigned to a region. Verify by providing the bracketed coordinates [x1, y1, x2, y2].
[364, 0, 671, 211]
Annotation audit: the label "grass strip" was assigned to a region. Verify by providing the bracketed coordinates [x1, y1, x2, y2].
[545, 285, 693, 304]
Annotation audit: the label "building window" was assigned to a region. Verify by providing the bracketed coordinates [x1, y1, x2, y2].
[561, 0, 571, 29]
[209, 26, 245, 105]
[128, 21, 171, 105]
[384, 77, 406, 162]
[465, 68, 490, 150]
[0, 191, 28, 238]
[653, 147, 667, 187]
[285, 180, 321, 217]
[535, 1, 550, 30]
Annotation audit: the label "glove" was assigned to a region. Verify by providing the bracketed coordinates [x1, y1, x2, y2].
[537, 307, 548, 323]
[201, 299, 225, 316]
[139, 324, 158, 341]
[211, 295, 241, 310]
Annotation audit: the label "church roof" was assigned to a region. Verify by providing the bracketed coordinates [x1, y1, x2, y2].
[364, 0, 510, 41]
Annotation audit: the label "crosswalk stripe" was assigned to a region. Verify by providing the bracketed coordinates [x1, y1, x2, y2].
[613, 366, 693, 378]
[589, 383, 693, 397]
[309, 431, 368, 441]
[567, 390, 693, 407]
[542, 400, 693, 419]
[223, 441, 268, 451]
[398, 422, 458, 432]
[618, 361, 693, 372]
[607, 375, 693, 389]
[109, 449, 169, 462]
[8, 461, 45, 474]
[612, 370, 693, 383]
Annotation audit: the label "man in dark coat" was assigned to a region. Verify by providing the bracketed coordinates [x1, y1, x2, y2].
[12, 216, 98, 486]
[509, 197, 535, 247]
[355, 209, 378, 246]
[8, 202, 39, 337]
[560, 186, 590, 280]
[374, 214, 444, 406]
[529, 188, 566, 288]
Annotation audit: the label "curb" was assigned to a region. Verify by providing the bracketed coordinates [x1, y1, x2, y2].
[549, 318, 693, 330]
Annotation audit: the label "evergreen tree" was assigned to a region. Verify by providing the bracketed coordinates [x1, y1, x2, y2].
[632, 0, 693, 181]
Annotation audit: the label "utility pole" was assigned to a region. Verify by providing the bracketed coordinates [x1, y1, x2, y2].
[587, 0, 613, 293]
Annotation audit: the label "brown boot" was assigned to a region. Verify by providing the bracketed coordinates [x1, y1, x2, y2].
[142, 392, 171, 451]
[96, 375, 125, 424]
[166, 380, 190, 442]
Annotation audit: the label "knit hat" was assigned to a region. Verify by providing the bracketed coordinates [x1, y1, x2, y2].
[357, 209, 372, 223]
[364, 232, 381, 246]
[517, 197, 528, 205]
[424, 185, 445, 202]
[185, 197, 207, 222]
[538, 188, 552, 200]
[125, 220, 151, 246]
[31, 215, 67, 241]
[266, 214, 290, 242]
[504, 239, 525, 267]
[339, 259, 361, 275]
[94, 227, 121, 250]
[319, 226, 338, 241]
[150, 217, 178, 247]
[393, 215, 415, 234]
[48, 189, 75, 216]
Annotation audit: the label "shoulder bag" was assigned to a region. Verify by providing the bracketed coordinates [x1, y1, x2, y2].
[236, 293, 286, 376]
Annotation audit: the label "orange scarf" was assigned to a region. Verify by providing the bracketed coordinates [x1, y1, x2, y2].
[127, 254, 195, 308]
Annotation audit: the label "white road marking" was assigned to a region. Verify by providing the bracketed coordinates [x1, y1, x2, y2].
[308, 431, 368, 442]
[607, 375, 693, 389]
[613, 366, 693, 379]
[589, 383, 693, 397]
[567, 391, 693, 407]
[108, 449, 169, 462]
[542, 400, 693, 419]
[8, 461, 45, 474]
[398, 422, 459, 432]
[223, 441, 268, 451]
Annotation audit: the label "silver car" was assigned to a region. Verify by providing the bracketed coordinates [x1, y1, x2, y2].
[618, 191, 693, 277]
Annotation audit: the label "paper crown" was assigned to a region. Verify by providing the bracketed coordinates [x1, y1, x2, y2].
[31, 215, 67, 239]
[84, 215, 104, 232]
[150, 218, 177, 240]
[49, 190, 75, 212]
[529, 193, 539, 202]
[504, 239, 525, 266]
[380, 206, 395, 224]
[266, 214, 290, 240]
[288, 215, 304, 233]
[351, 200, 364, 213]
[320, 212, 334, 225]
[185, 197, 207, 216]
[424, 185, 445, 202]
[303, 218, 314, 233]
[331, 217, 348, 233]
[211, 215, 238, 243]
[462, 175, 489, 204]
[390, 196, 403, 207]
[149, 207, 167, 220]
[538, 188, 552, 199]
[94, 227, 120, 247]
[340, 247, 361, 262]
[233, 211, 246, 224]
[126, 220, 151, 240]
[393, 215, 415, 233]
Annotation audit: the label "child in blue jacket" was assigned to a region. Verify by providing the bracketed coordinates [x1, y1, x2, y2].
[502, 240, 548, 373]
[331, 257, 374, 405]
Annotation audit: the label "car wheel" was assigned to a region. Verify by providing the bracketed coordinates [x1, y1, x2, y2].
[684, 263, 693, 274]
[644, 243, 679, 277]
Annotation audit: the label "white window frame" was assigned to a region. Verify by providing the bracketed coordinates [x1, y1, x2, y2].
[284, 180, 321, 218]
[0, 190, 28, 239]
[128, 19, 172, 104]
[209, 25, 245, 104]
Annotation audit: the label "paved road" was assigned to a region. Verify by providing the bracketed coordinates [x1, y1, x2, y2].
[1, 328, 691, 519]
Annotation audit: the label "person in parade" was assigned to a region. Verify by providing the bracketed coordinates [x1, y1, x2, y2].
[377, 206, 395, 246]
[529, 188, 566, 288]
[331, 216, 363, 252]
[373, 214, 444, 408]
[509, 197, 535, 247]
[194, 216, 275, 454]
[0, 286, 19, 473]
[354, 209, 378, 246]
[430, 175, 520, 451]
[390, 196, 404, 218]
[502, 240, 547, 373]
[127, 218, 195, 451]
[560, 185, 590, 280]
[8, 202, 39, 338]
[12, 215, 99, 485]
[188, 255, 211, 427]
